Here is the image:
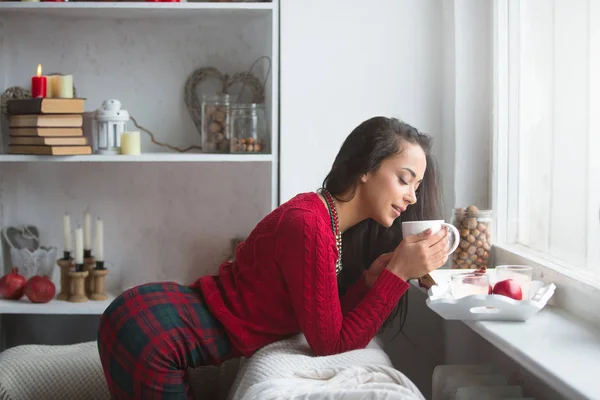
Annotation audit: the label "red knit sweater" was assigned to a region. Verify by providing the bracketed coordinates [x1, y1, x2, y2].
[190, 192, 409, 358]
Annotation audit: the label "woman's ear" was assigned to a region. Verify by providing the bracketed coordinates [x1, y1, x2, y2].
[360, 173, 368, 183]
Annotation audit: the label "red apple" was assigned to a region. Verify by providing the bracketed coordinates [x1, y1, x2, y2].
[492, 279, 522, 300]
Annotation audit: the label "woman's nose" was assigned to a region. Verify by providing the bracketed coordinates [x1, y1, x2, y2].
[405, 190, 417, 205]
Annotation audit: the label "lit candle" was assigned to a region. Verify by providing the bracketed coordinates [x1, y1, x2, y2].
[63, 213, 71, 252]
[83, 209, 92, 250]
[75, 226, 84, 265]
[31, 64, 47, 98]
[95, 218, 104, 261]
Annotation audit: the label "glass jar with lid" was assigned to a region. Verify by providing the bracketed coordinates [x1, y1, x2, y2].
[228, 103, 270, 154]
[450, 206, 494, 270]
[201, 94, 231, 153]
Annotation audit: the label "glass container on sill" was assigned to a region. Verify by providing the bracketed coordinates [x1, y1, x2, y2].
[201, 94, 231, 153]
[229, 103, 270, 154]
[450, 206, 494, 270]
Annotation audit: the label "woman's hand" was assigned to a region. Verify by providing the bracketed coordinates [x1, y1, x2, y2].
[386, 228, 449, 281]
[365, 252, 394, 288]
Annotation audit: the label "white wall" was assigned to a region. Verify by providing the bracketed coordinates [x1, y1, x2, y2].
[278, 1, 496, 397]
[280, 0, 444, 204]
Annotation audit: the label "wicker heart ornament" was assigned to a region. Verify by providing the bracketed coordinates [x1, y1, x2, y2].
[184, 67, 265, 139]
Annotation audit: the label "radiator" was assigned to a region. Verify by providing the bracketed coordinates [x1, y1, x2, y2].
[432, 364, 535, 400]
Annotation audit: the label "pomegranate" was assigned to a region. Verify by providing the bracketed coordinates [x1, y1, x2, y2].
[492, 279, 523, 300]
[24, 276, 56, 303]
[0, 268, 27, 300]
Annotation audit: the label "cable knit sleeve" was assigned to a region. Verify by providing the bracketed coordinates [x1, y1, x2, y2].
[339, 272, 369, 316]
[276, 210, 410, 356]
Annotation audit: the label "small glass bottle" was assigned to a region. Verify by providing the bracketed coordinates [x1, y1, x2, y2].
[450, 206, 494, 270]
[229, 103, 270, 154]
[201, 94, 231, 153]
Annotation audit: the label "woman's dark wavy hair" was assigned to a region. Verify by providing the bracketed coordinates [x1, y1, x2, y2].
[321, 116, 443, 332]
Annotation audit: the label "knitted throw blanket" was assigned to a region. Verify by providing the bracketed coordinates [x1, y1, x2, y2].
[0, 342, 110, 400]
[228, 334, 426, 400]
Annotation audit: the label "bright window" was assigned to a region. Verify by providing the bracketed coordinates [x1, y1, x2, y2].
[494, 0, 600, 280]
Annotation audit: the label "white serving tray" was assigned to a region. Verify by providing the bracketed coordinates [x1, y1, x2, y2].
[425, 271, 556, 322]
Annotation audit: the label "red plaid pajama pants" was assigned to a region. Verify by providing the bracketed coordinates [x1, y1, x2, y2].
[97, 282, 235, 399]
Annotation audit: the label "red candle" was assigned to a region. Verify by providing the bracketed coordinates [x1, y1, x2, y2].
[31, 64, 47, 98]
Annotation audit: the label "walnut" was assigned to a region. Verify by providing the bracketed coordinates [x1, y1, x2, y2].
[466, 205, 480, 215]
[209, 122, 221, 133]
[467, 217, 478, 230]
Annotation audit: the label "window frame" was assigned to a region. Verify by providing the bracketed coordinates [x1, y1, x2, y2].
[491, 0, 600, 325]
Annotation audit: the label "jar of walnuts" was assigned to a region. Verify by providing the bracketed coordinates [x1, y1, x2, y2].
[201, 94, 231, 153]
[451, 206, 493, 270]
[229, 103, 269, 154]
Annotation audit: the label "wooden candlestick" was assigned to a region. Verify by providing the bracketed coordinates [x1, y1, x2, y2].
[90, 267, 109, 301]
[84, 255, 96, 296]
[56, 258, 73, 301]
[68, 269, 89, 303]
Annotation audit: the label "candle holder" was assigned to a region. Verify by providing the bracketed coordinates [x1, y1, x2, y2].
[68, 268, 88, 303]
[90, 262, 109, 301]
[56, 258, 73, 301]
[93, 99, 130, 154]
[83, 255, 96, 297]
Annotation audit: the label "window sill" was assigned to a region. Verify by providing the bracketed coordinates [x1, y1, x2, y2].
[464, 306, 600, 400]
[411, 266, 600, 400]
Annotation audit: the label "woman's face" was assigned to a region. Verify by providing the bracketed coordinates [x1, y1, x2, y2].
[359, 141, 427, 228]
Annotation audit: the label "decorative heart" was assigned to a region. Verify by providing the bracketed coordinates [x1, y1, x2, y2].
[184, 67, 265, 139]
[2, 226, 39, 252]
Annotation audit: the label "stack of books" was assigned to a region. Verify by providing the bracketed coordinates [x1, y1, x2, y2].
[6, 98, 92, 155]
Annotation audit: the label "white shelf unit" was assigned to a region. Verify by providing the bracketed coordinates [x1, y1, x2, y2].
[0, 2, 274, 13]
[0, 153, 274, 163]
[0, 296, 115, 315]
[0, 1, 280, 315]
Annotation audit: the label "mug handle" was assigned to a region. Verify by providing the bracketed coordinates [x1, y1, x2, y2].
[443, 223, 460, 255]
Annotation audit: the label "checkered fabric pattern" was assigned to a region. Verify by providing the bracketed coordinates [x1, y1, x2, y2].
[97, 282, 234, 400]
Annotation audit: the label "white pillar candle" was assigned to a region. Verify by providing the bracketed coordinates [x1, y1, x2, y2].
[46, 75, 57, 98]
[120, 131, 141, 155]
[54, 75, 73, 98]
[95, 218, 104, 261]
[63, 213, 71, 252]
[75, 226, 84, 264]
[83, 210, 92, 250]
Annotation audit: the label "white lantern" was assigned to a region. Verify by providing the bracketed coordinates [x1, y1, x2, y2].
[94, 99, 130, 154]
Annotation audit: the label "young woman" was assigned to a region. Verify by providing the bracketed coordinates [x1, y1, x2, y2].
[97, 116, 449, 399]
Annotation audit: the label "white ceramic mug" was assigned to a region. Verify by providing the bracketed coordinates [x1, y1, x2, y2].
[401, 220, 460, 255]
